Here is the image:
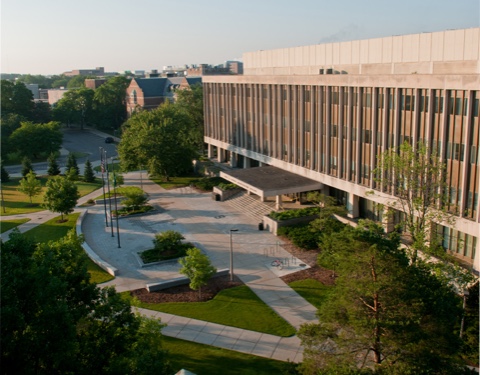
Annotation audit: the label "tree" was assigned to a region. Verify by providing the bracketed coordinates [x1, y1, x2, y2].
[372, 141, 452, 264]
[10, 121, 63, 159]
[53, 88, 95, 129]
[179, 247, 217, 298]
[43, 176, 80, 221]
[66, 152, 80, 176]
[175, 83, 204, 150]
[31, 101, 52, 123]
[118, 102, 198, 181]
[1, 113, 24, 159]
[1, 162, 10, 183]
[0, 80, 34, 119]
[65, 167, 79, 181]
[299, 220, 466, 375]
[153, 230, 184, 255]
[93, 76, 130, 130]
[83, 159, 95, 182]
[18, 171, 42, 203]
[21, 156, 34, 177]
[47, 153, 61, 176]
[1, 230, 171, 375]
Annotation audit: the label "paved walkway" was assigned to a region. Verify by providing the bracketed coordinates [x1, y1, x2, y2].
[1, 170, 319, 363]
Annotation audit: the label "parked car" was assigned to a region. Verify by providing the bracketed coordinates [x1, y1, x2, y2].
[105, 137, 114, 143]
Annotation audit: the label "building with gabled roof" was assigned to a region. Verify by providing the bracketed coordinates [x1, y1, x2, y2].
[126, 76, 202, 114]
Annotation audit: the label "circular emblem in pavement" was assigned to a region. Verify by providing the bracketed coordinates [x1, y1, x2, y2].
[214, 215, 225, 219]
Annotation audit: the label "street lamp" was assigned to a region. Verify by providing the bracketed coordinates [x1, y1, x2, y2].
[229, 229, 238, 282]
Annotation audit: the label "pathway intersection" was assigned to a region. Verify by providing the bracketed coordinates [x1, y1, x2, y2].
[1, 169, 320, 363]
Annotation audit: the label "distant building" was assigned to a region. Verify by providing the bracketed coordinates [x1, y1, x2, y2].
[85, 78, 107, 90]
[25, 84, 39, 100]
[225, 61, 243, 75]
[47, 88, 69, 105]
[63, 67, 105, 77]
[204, 27, 480, 272]
[186, 64, 230, 76]
[126, 76, 202, 114]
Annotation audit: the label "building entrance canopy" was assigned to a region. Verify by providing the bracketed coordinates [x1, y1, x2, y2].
[220, 166, 323, 198]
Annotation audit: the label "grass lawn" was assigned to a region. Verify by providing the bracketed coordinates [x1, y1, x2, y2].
[21, 212, 114, 284]
[1, 218, 30, 233]
[1, 177, 101, 216]
[163, 336, 294, 375]
[288, 279, 334, 309]
[124, 285, 296, 337]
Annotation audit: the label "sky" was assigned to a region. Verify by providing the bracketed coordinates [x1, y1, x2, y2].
[1, 0, 479, 75]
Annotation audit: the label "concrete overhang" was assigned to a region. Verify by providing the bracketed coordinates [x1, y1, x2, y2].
[220, 166, 323, 198]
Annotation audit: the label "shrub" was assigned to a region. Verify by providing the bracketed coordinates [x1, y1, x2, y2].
[268, 207, 321, 221]
[117, 186, 148, 210]
[217, 182, 238, 190]
[153, 230, 184, 255]
[193, 177, 227, 191]
[277, 224, 319, 250]
[21, 156, 33, 177]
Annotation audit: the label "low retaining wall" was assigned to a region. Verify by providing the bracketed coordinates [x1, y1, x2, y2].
[213, 186, 242, 202]
[262, 214, 319, 235]
[146, 268, 230, 292]
[76, 210, 118, 276]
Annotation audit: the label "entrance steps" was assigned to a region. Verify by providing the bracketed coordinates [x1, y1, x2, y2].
[223, 191, 276, 223]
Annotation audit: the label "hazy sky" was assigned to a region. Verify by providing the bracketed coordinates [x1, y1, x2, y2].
[1, 0, 479, 75]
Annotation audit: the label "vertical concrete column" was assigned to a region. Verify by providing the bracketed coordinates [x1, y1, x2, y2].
[338, 87, 345, 177]
[355, 87, 363, 184]
[217, 148, 225, 163]
[230, 152, 238, 168]
[382, 207, 395, 233]
[275, 195, 283, 210]
[347, 193, 359, 218]
[325, 86, 331, 175]
[460, 90, 474, 217]
[207, 144, 214, 158]
[346, 87, 353, 180]
[244, 157, 251, 169]
[370, 88, 378, 189]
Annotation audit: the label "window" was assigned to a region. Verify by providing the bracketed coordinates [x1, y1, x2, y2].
[363, 129, 372, 144]
[331, 124, 338, 137]
[305, 120, 311, 132]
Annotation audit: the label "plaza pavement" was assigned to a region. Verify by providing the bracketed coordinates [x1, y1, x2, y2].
[1, 170, 320, 363]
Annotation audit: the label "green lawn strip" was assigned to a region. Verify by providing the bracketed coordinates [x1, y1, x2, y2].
[124, 285, 296, 337]
[1, 177, 101, 216]
[288, 278, 334, 309]
[21, 212, 114, 284]
[150, 175, 200, 190]
[23, 213, 81, 243]
[0, 218, 30, 233]
[163, 336, 293, 375]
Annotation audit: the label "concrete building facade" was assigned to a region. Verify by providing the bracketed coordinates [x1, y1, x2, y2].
[203, 28, 480, 271]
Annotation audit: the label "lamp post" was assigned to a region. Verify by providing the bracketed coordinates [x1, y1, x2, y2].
[99, 147, 108, 227]
[229, 229, 238, 281]
[104, 150, 114, 237]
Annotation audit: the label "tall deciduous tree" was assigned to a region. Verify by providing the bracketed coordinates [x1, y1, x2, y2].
[18, 171, 42, 203]
[299, 220, 466, 375]
[179, 247, 217, 298]
[372, 141, 453, 263]
[53, 88, 95, 129]
[118, 102, 198, 181]
[1, 113, 24, 159]
[43, 176, 80, 221]
[0, 80, 34, 119]
[175, 83, 204, 150]
[10, 121, 63, 160]
[93, 76, 130, 130]
[1, 230, 171, 375]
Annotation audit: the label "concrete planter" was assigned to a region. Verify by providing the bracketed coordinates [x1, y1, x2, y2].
[262, 214, 319, 235]
[212, 186, 242, 202]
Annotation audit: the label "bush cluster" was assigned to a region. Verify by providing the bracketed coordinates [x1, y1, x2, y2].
[193, 177, 228, 191]
[268, 207, 320, 221]
[217, 182, 238, 191]
[277, 224, 319, 250]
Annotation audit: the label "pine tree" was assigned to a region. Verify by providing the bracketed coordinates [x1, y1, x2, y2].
[47, 153, 61, 176]
[65, 153, 80, 176]
[83, 159, 95, 183]
[21, 156, 33, 177]
[1, 164, 10, 183]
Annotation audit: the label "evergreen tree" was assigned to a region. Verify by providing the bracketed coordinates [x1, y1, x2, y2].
[1, 163, 10, 183]
[83, 159, 95, 182]
[65, 153, 80, 176]
[47, 153, 61, 176]
[21, 156, 33, 177]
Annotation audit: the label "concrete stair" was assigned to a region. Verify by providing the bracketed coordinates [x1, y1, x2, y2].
[223, 191, 276, 223]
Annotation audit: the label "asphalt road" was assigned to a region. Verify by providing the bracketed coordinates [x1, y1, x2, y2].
[5, 127, 118, 175]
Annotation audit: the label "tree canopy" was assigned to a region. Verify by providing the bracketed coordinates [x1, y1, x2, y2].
[299, 220, 468, 375]
[10, 121, 63, 160]
[43, 176, 80, 220]
[118, 102, 198, 180]
[1, 230, 171, 375]
[1, 80, 34, 119]
[175, 83, 204, 150]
